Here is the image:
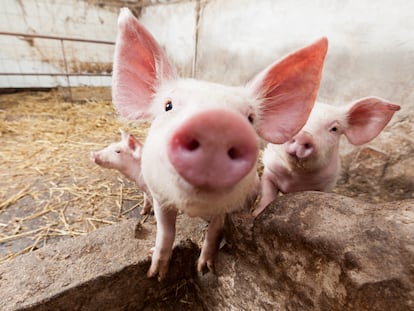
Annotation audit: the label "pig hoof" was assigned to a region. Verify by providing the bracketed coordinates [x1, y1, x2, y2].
[197, 258, 215, 275]
[147, 259, 170, 281]
[252, 205, 266, 218]
[148, 247, 155, 256]
[140, 205, 152, 215]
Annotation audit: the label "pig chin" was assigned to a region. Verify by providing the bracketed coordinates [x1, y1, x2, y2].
[152, 167, 257, 218]
[287, 153, 322, 173]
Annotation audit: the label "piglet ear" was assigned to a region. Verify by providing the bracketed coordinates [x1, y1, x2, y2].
[248, 38, 328, 144]
[344, 97, 400, 145]
[119, 128, 128, 140]
[112, 8, 175, 120]
[127, 133, 143, 153]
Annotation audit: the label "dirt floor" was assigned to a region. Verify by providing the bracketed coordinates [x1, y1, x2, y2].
[0, 88, 154, 263]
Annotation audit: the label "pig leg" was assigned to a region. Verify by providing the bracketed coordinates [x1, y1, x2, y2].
[140, 192, 152, 215]
[147, 201, 177, 281]
[253, 170, 278, 217]
[197, 214, 225, 274]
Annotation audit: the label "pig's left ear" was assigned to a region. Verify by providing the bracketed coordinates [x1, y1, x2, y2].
[248, 38, 328, 144]
[344, 97, 400, 145]
[112, 8, 175, 120]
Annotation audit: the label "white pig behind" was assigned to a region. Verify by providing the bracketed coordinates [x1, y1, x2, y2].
[254, 97, 400, 217]
[90, 129, 152, 215]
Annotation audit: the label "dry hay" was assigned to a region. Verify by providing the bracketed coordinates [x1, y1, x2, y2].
[0, 89, 151, 264]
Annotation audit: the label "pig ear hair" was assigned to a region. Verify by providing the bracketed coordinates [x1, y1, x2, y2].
[344, 97, 400, 145]
[248, 38, 328, 144]
[112, 8, 175, 120]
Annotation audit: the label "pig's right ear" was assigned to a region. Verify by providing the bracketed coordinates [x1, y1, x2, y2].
[343, 97, 400, 145]
[248, 38, 328, 144]
[112, 8, 175, 120]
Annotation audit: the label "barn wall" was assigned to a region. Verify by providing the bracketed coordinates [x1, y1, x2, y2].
[140, 0, 414, 117]
[1, 0, 413, 119]
[0, 0, 119, 88]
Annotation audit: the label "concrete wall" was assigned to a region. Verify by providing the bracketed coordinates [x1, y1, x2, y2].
[140, 0, 414, 118]
[1, 0, 413, 120]
[0, 0, 119, 88]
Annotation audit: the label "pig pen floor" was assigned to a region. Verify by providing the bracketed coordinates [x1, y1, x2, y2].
[0, 89, 160, 263]
[0, 89, 411, 265]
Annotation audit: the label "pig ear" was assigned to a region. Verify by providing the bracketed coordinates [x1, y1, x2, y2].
[119, 128, 128, 140]
[344, 97, 400, 145]
[248, 38, 328, 144]
[127, 134, 143, 152]
[112, 8, 175, 120]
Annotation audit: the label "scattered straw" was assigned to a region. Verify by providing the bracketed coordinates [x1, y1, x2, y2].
[0, 89, 150, 264]
[0, 228, 45, 244]
[0, 184, 32, 211]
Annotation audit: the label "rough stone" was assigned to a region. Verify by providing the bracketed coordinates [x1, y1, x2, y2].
[337, 117, 414, 202]
[0, 216, 205, 311]
[1, 193, 413, 311]
[199, 192, 414, 311]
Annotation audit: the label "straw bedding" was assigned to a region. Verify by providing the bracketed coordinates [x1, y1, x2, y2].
[0, 89, 150, 263]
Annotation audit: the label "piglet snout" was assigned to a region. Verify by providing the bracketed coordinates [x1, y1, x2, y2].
[285, 131, 315, 159]
[168, 109, 258, 190]
[90, 151, 101, 164]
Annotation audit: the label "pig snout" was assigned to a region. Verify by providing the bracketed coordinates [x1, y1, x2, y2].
[285, 131, 315, 159]
[167, 109, 258, 190]
[90, 151, 102, 165]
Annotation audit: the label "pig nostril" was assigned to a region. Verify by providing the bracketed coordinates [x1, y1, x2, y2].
[228, 147, 242, 160]
[304, 143, 311, 149]
[184, 139, 200, 151]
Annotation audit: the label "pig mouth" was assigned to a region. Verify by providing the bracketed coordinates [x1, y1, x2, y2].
[287, 153, 318, 172]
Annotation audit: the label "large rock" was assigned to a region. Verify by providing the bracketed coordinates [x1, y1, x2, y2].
[200, 192, 414, 310]
[0, 217, 205, 311]
[338, 117, 414, 202]
[1, 193, 412, 310]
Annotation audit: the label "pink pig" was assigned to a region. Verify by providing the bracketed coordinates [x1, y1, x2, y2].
[90, 128, 152, 215]
[112, 8, 328, 280]
[253, 97, 400, 217]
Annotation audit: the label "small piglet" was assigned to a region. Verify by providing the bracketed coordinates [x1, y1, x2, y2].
[253, 97, 400, 217]
[112, 8, 328, 280]
[90, 128, 152, 215]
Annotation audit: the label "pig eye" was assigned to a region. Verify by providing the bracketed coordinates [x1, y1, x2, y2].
[115, 150, 121, 154]
[165, 100, 173, 112]
[330, 126, 338, 132]
[248, 113, 254, 124]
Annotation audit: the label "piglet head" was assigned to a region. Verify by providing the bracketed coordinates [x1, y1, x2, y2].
[284, 98, 400, 173]
[91, 128, 143, 179]
[112, 8, 327, 215]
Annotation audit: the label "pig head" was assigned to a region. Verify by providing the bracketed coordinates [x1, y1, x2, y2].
[91, 129, 143, 181]
[254, 97, 400, 217]
[112, 8, 327, 280]
[91, 129, 152, 215]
